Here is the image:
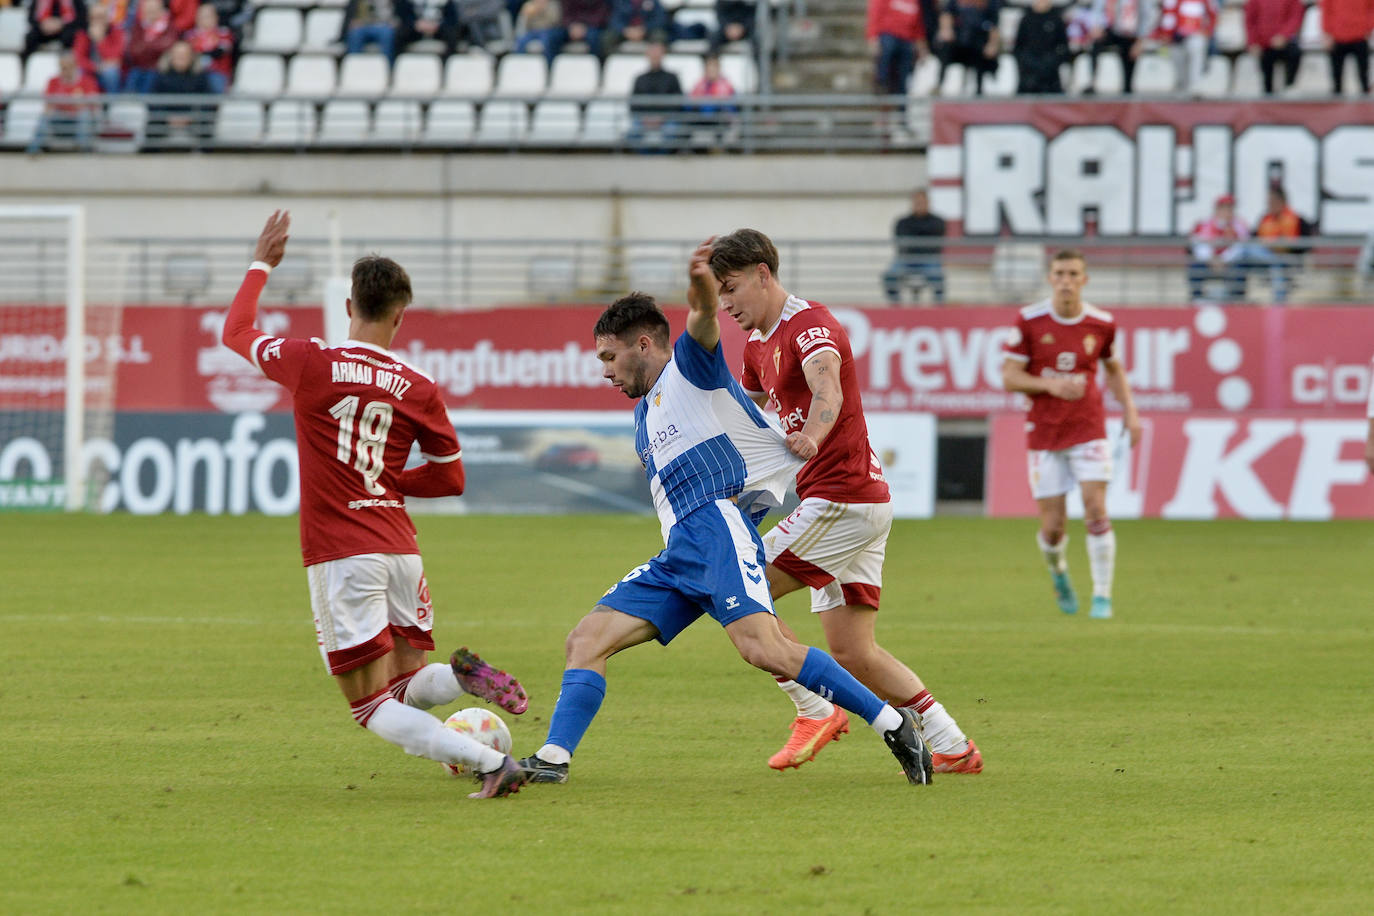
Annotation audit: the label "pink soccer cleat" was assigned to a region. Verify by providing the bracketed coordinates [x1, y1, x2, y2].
[450, 647, 529, 715]
[467, 756, 530, 799]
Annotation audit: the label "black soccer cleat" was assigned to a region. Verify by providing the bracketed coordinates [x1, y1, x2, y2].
[884, 708, 935, 786]
[517, 754, 570, 784]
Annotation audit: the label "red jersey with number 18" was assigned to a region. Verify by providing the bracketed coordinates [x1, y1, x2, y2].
[739, 296, 889, 504]
[225, 271, 461, 567]
[1001, 299, 1117, 451]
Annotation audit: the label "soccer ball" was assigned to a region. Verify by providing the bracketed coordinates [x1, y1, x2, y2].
[441, 707, 513, 778]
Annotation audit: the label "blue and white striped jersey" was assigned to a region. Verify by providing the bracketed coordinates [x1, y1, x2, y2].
[635, 333, 803, 542]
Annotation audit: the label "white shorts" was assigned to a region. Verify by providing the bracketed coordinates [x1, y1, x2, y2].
[306, 553, 435, 675]
[761, 497, 892, 613]
[1027, 438, 1113, 500]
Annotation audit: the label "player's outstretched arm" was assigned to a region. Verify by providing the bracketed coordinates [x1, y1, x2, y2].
[685, 237, 721, 352]
[1103, 357, 1142, 447]
[222, 210, 292, 360]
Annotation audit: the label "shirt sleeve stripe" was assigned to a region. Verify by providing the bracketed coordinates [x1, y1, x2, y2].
[249, 334, 274, 375]
[799, 344, 841, 367]
[1003, 352, 1030, 362]
[421, 450, 463, 463]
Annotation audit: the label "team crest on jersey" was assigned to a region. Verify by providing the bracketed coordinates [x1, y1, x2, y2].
[653, 390, 662, 406]
[1082, 334, 1097, 356]
[1040, 333, 1055, 344]
[773, 347, 781, 373]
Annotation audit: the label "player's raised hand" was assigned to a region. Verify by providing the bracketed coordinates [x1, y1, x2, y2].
[686, 237, 718, 313]
[254, 210, 291, 268]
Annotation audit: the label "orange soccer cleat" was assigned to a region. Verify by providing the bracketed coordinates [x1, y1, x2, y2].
[932, 739, 983, 775]
[768, 707, 850, 770]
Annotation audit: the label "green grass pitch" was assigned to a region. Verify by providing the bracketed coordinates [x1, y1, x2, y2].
[2, 513, 1371, 914]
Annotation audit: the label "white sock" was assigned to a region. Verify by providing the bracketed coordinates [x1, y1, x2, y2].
[774, 678, 835, 719]
[536, 743, 571, 765]
[402, 663, 462, 709]
[1087, 528, 1116, 599]
[870, 705, 903, 735]
[366, 697, 504, 772]
[1037, 531, 1068, 574]
[916, 702, 968, 756]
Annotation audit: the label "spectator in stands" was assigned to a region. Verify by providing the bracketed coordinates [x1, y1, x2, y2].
[148, 38, 215, 143]
[1245, 0, 1302, 95]
[1013, 0, 1069, 94]
[398, 0, 459, 54]
[934, 0, 1001, 96]
[883, 188, 946, 304]
[514, 0, 562, 55]
[123, 0, 177, 92]
[867, 0, 927, 96]
[1255, 185, 1312, 302]
[452, 0, 507, 50]
[74, 2, 127, 92]
[1188, 193, 1268, 303]
[340, 0, 406, 63]
[544, 0, 610, 62]
[1321, 0, 1374, 95]
[687, 52, 736, 139]
[184, 2, 234, 93]
[1154, 0, 1216, 93]
[26, 50, 100, 154]
[627, 39, 684, 151]
[1081, 0, 1155, 94]
[25, 0, 89, 57]
[207, 0, 251, 40]
[712, 0, 755, 51]
[606, 0, 669, 54]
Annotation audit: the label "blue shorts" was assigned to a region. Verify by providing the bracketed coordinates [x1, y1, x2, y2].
[598, 499, 776, 644]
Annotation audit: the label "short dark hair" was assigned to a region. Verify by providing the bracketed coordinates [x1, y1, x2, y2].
[594, 292, 670, 348]
[709, 229, 779, 279]
[1051, 248, 1085, 265]
[351, 255, 412, 321]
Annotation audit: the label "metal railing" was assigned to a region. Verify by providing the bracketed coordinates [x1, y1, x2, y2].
[1, 235, 1369, 308]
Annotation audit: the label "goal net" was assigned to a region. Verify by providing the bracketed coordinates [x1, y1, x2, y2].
[0, 205, 114, 511]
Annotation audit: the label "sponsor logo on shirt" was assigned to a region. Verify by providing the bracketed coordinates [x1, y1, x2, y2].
[795, 327, 833, 353]
[1083, 334, 1097, 356]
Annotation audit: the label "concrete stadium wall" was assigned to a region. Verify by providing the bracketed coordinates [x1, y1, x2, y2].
[0, 153, 928, 243]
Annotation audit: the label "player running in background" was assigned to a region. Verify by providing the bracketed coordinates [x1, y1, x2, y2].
[222, 211, 530, 799]
[1000, 249, 1141, 620]
[515, 239, 935, 788]
[711, 229, 981, 775]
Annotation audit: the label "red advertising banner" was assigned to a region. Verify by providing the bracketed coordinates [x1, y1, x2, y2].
[3, 304, 1372, 417]
[986, 412, 1374, 520]
[928, 101, 1374, 237]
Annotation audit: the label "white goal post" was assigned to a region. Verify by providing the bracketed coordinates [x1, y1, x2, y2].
[0, 205, 87, 511]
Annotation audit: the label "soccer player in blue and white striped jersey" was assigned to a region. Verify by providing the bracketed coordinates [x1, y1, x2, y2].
[515, 240, 935, 788]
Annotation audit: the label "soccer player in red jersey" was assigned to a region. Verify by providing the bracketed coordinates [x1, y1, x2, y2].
[711, 228, 981, 775]
[1001, 249, 1142, 620]
[221, 211, 531, 798]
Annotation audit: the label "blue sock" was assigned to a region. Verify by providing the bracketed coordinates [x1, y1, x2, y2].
[795, 647, 885, 725]
[545, 668, 607, 756]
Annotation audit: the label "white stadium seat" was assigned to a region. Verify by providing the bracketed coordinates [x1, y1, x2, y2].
[718, 53, 756, 93]
[494, 53, 547, 97]
[1213, 7, 1246, 54]
[940, 61, 969, 96]
[1093, 52, 1124, 95]
[0, 8, 26, 53]
[547, 54, 600, 98]
[444, 53, 495, 96]
[1290, 51, 1332, 96]
[600, 54, 644, 96]
[664, 53, 703, 91]
[285, 53, 336, 97]
[0, 51, 21, 95]
[233, 53, 286, 96]
[317, 98, 371, 142]
[263, 98, 317, 144]
[1230, 50, 1261, 95]
[1299, 4, 1324, 51]
[1194, 54, 1231, 98]
[373, 99, 424, 141]
[475, 99, 528, 143]
[338, 53, 390, 98]
[424, 98, 477, 142]
[302, 8, 346, 52]
[23, 51, 60, 91]
[248, 8, 304, 54]
[390, 53, 442, 96]
[1, 98, 44, 146]
[984, 54, 1017, 96]
[215, 99, 265, 143]
[528, 99, 582, 143]
[908, 55, 940, 97]
[1133, 53, 1176, 93]
[581, 98, 628, 143]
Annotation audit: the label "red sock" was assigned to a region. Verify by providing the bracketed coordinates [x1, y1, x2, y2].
[349, 686, 392, 728]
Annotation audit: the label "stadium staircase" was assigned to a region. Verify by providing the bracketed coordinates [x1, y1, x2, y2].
[775, 0, 873, 93]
